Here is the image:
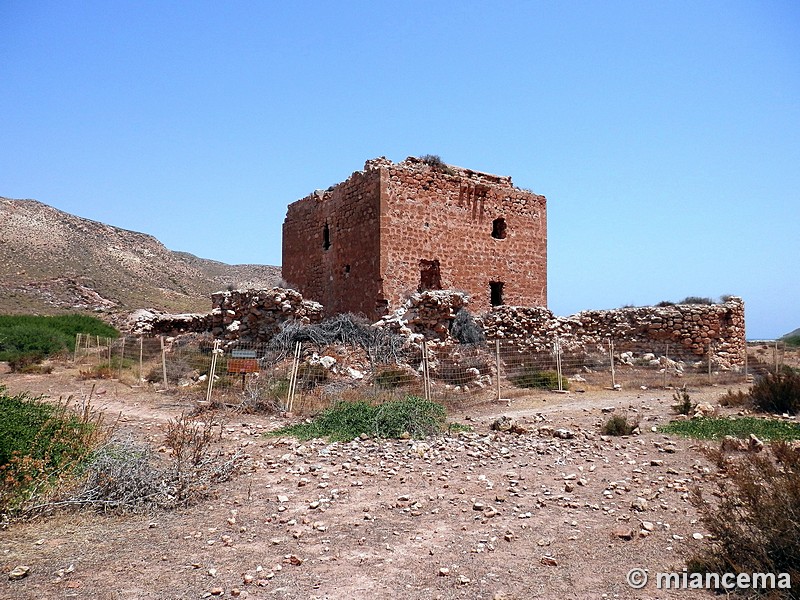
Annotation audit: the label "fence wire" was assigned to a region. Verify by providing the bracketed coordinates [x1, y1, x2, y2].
[70, 333, 785, 414]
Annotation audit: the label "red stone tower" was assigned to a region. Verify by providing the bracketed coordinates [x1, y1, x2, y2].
[282, 156, 547, 320]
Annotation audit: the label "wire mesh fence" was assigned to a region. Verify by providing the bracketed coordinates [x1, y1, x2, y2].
[70, 332, 786, 414]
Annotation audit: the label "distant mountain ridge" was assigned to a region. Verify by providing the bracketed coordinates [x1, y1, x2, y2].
[0, 197, 281, 317]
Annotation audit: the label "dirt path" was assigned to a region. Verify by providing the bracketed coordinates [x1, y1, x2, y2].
[1, 368, 749, 600]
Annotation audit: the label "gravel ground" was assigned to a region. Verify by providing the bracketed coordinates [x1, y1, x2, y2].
[0, 368, 759, 599]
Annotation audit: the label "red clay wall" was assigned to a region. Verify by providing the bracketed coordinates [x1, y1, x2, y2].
[282, 168, 384, 318]
[282, 157, 548, 320]
[380, 158, 547, 314]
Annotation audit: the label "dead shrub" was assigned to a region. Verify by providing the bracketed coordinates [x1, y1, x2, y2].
[718, 388, 751, 408]
[688, 443, 800, 595]
[750, 366, 800, 415]
[69, 439, 170, 511]
[602, 413, 639, 436]
[161, 413, 244, 506]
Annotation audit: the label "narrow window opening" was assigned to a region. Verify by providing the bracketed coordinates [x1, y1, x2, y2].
[322, 222, 331, 250]
[419, 259, 442, 292]
[344, 264, 351, 273]
[490, 281, 504, 306]
[491, 217, 507, 239]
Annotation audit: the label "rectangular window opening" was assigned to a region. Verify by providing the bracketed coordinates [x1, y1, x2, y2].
[490, 281, 504, 306]
[419, 259, 442, 292]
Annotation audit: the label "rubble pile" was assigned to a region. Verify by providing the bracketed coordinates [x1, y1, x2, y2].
[375, 290, 468, 341]
[210, 288, 324, 342]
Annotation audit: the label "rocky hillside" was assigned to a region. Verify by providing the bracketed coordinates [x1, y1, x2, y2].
[0, 197, 281, 316]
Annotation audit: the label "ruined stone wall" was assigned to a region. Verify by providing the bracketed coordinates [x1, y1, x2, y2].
[481, 297, 747, 367]
[128, 288, 323, 342]
[209, 289, 323, 342]
[380, 157, 547, 315]
[281, 157, 547, 321]
[282, 168, 383, 319]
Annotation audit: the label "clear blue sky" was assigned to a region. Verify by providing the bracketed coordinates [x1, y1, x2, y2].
[2, 1, 798, 339]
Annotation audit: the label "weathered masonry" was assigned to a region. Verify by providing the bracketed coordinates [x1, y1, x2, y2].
[282, 156, 547, 320]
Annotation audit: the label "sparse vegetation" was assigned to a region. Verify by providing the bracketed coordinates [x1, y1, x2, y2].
[749, 366, 800, 415]
[601, 413, 639, 436]
[672, 387, 695, 415]
[0, 387, 107, 515]
[268, 396, 448, 441]
[687, 443, 800, 596]
[718, 387, 751, 407]
[509, 367, 568, 391]
[0, 314, 118, 370]
[420, 154, 456, 175]
[374, 367, 417, 389]
[678, 296, 714, 305]
[660, 417, 800, 441]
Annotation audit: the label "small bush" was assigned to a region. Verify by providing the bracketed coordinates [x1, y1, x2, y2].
[672, 388, 695, 415]
[268, 396, 448, 441]
[436, 354, 492, 386]
[688, 443, 800, 595]
[374, 396, 446, 438]
[236, 377, 287, 414]
[79, 364, 114, 380]
[0, 387, 107, 514]
[420, 154, 456, 175]
[7, 353, 46, 373]
[718, 388, 751, 408]
[510, 368, 568, 391]
[678, 296, 714, 305]
[602, 413, 639, 436]
[146, 357, 196, 386]
[295, 363, 328, 389]
[72, 441, 169, 511]
[374, 367, 417, 389]
[750, 367, 800, 415]
[450, 309, 485, 344]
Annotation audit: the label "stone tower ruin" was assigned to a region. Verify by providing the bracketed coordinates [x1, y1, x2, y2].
[282, 156, 547, 320]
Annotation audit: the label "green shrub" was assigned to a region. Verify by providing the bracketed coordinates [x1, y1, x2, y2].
[750, 366, 800, 415]
[688, 443, 800, 595]
[0, 314, 118, 367]
[0, 386, 106, 513]
[510, 368, 568, 391]
[660, 417, 800, 441]
[373, 396, 446, 438]
[602, 413, 639, 436]
[268, 396, 448, 441]
[672, 388, 695, 415]
[784, 335, 800, 349]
